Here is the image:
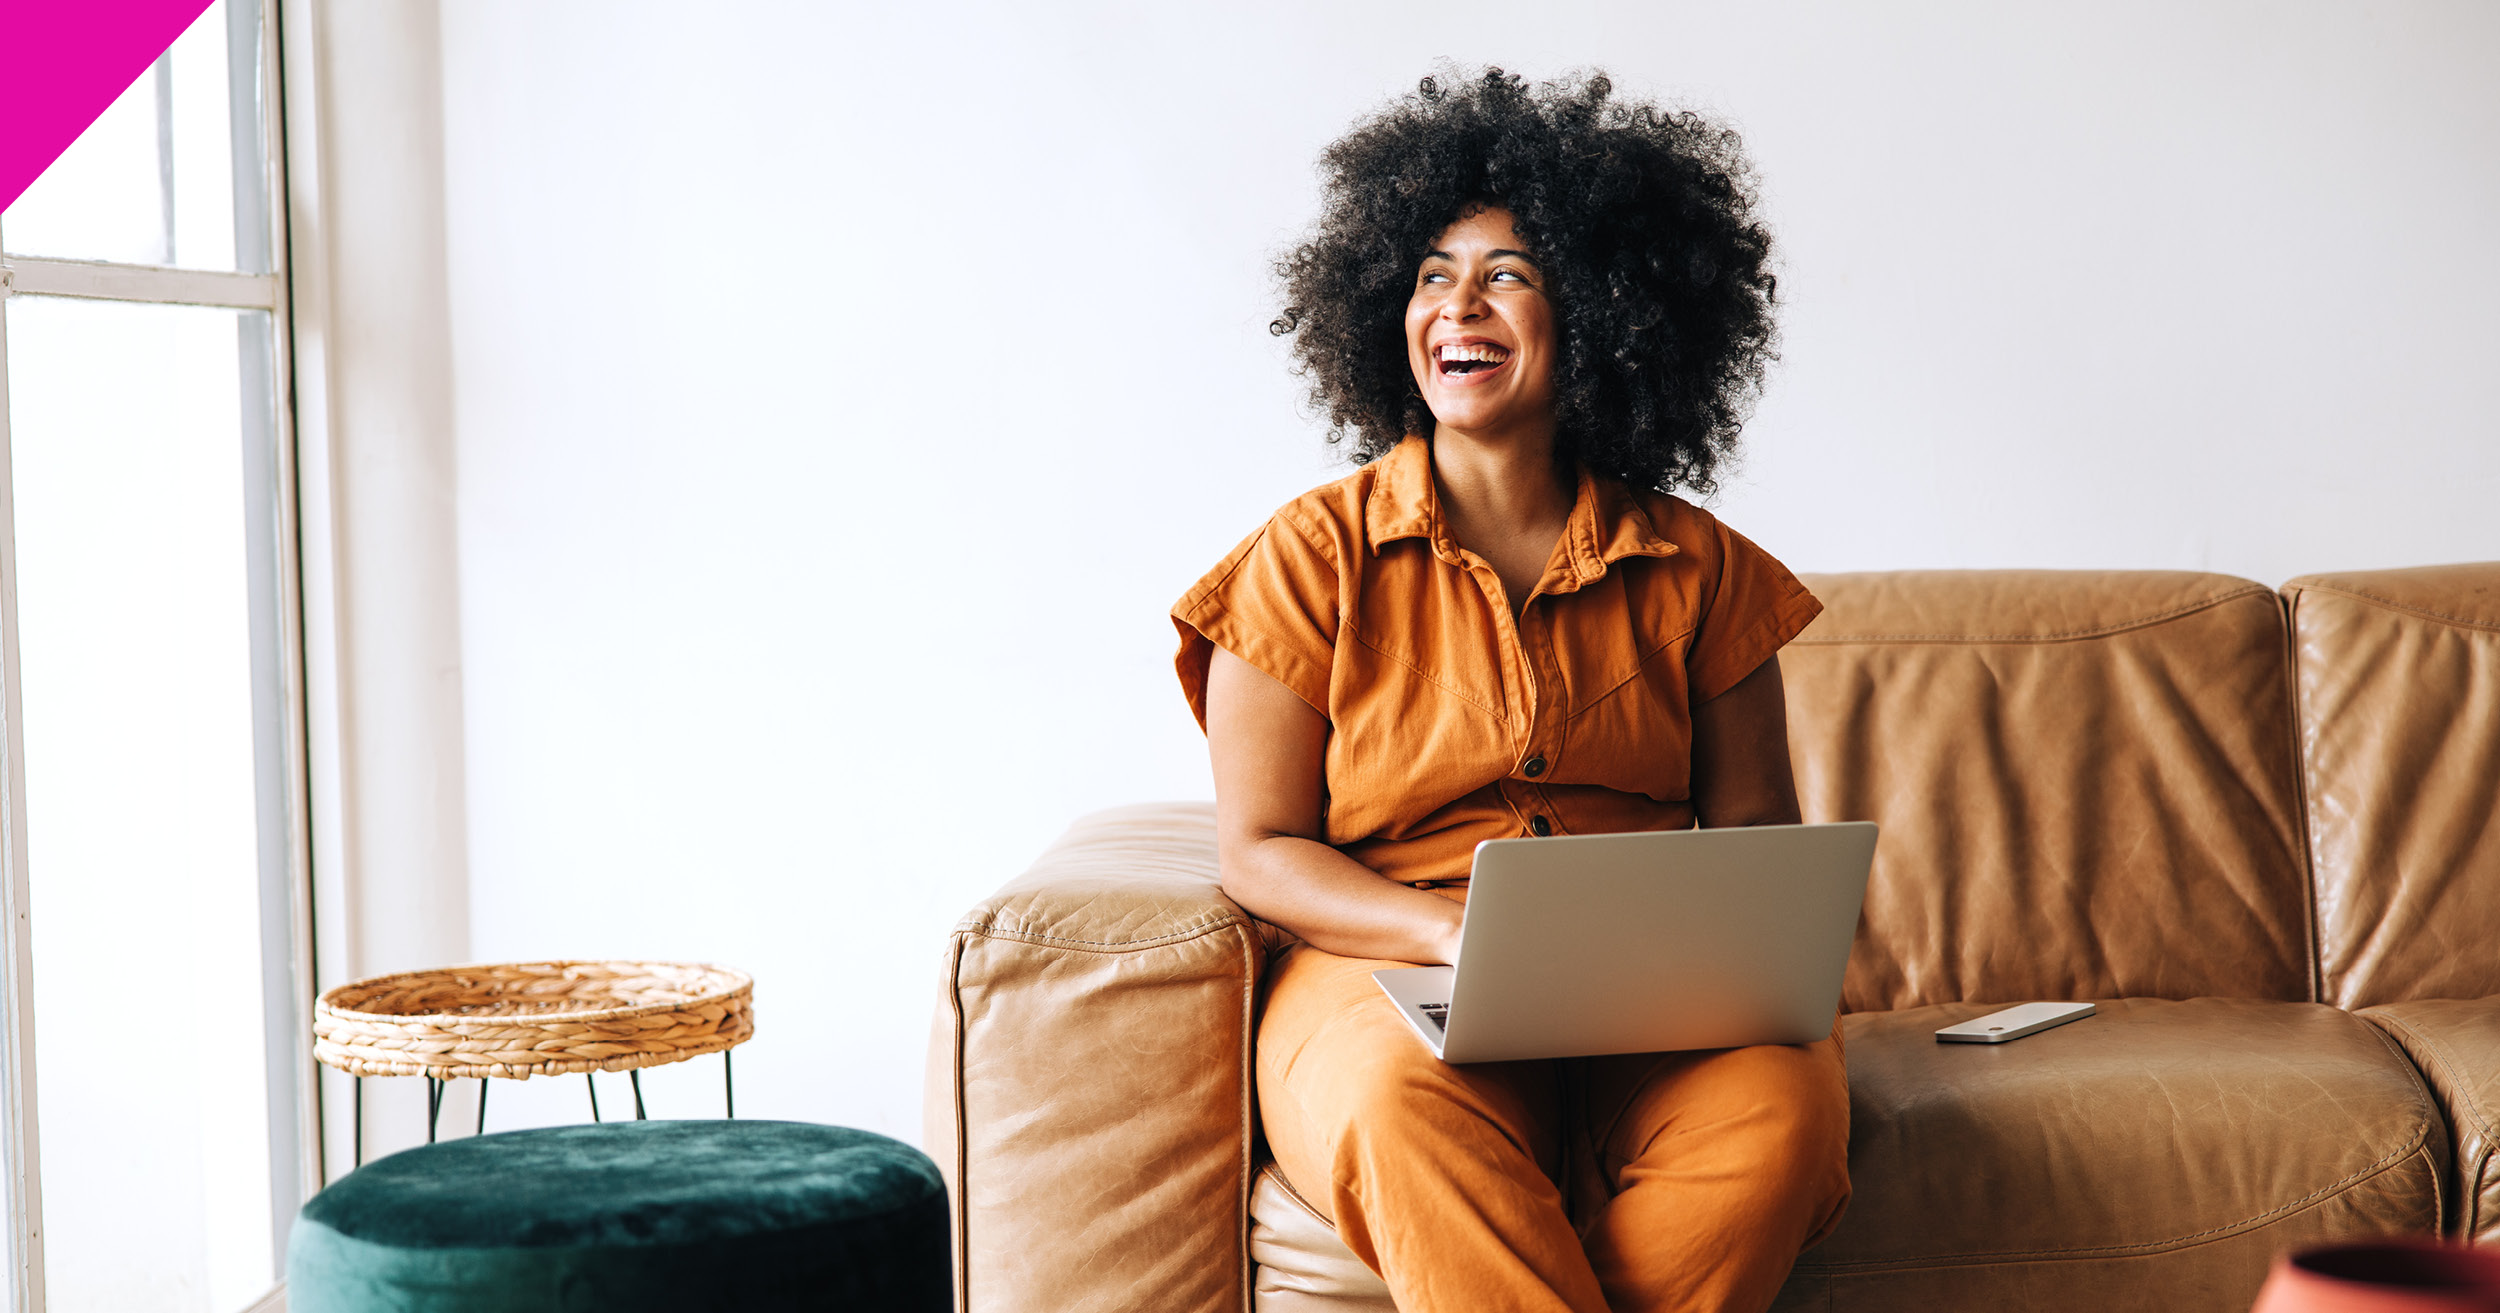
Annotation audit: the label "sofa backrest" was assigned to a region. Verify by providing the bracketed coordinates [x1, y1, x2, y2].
[1783, 570, 2313, 1011]
[2285, 563, 2500, 1009]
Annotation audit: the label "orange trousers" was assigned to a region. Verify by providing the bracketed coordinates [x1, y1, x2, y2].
[1257, 947, 1851, 1313]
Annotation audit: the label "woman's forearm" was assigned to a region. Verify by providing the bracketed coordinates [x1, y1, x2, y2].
[1220, 830, 1464, 965]
[1203, 647, 1462, 963]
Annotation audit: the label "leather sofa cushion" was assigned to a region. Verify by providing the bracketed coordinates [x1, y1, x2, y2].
[1785, 571, 2312, 1010]
[1774, 998, 2445, 1311]
[2284, 564, 2500, 1008]
[1249, 1164, 1394, 1312]
[929, 802, 1279, 1313]
[2361, 998, 2500, 1243]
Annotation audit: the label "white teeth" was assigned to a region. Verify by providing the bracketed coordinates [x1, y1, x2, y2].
[1436, 342, 1510, 363]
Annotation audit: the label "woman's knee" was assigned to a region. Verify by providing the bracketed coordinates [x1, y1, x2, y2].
[1709, 1046, 1852, 1235]
[1757, 1042, 1849, 1146]
[1724, 1043, 1850, 1178]
[1605, 1041, 1848, 1182]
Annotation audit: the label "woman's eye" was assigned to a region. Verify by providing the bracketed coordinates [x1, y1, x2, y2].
[1493, 269, 1526, 283]
[1421, 270, 1450, 284]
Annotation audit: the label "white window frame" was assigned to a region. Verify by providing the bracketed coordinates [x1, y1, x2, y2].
[0, 3, 319, 1308]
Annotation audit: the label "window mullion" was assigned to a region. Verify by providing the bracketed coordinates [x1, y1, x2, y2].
[0, 258, 276, 311]
[0, 268, 54, 1313]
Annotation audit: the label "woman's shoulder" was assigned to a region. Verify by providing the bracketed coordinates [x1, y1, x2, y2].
[1237, 455, 1391, 572]
[1174, 459, 1376, 619]
[1621, 484, 1818, 628]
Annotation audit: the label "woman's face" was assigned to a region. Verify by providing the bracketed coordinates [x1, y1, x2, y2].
[1404, 205, 1558, 443]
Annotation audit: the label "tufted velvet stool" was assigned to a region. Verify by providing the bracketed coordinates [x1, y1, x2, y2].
[287, 1120, 948, 1312]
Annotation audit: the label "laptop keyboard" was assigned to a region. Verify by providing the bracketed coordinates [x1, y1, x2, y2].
[1420, 1003, 1449, 1032]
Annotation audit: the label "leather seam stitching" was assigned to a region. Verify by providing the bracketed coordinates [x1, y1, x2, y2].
[956, 913, 1248, 951]
[2425, 1140, 2450, 1242]
[942, 934, 970, 1313]
[1791, 1119, 2431, 1271]
[2472, 1145, 2496, 1240]
[2280, 589, 2325, 1006]
[1796, 1138, 2437, 1277]
[2356, 1016, 2463, 1145]
[2288, 582, 2500, 635]
[2369, 1014, 2498, 1145]
[1789, 585, 2269, 645]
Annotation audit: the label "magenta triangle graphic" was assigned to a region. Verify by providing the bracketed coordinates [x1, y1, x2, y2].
[1, 0, 219, 215]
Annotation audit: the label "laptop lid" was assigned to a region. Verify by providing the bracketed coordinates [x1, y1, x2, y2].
[1433, 822, 1876, 1063]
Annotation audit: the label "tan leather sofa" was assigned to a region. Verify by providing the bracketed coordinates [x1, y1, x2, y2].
[927, 563, 2500, 1312]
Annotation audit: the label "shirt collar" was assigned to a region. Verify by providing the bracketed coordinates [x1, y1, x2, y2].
[1363, 435, 1679, 590]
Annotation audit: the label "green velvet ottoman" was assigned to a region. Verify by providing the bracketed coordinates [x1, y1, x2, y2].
[287, 1120, 948, 1311]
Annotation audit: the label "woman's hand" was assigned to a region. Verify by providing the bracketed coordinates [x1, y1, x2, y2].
[1205, 647, 1467, 965]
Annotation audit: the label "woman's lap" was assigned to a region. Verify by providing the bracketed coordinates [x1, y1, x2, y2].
[1256, 944, 1850, 1313]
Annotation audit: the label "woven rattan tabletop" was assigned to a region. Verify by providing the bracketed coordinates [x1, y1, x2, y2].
[313, 960, 753, 1080]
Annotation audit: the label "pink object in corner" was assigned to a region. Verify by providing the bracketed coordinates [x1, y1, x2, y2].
[2250, 1243, 2500, 1313]
[0, 0, 217, 212]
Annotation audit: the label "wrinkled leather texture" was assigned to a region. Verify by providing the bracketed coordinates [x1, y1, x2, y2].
[1249, 1164, 1395, 1312]
[2285, 564, 2500, 1007]
[1772, 999, 2446, 1312]
[1785, 571, 2312, 1010]
[2362, 999, 2500, 1244]
[927, 802, 1283, 1313]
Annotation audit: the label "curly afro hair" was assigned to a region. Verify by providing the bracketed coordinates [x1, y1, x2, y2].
[1273, 68, 1778, 497]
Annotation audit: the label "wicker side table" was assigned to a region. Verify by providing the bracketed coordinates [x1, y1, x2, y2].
[314, 960, 753, 1164]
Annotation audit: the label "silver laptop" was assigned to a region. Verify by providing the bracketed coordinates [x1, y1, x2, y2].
[1373, 822, 1877, 1063]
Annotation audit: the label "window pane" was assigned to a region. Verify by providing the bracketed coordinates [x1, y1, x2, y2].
[0, 0, 260, 272]
[5, 295, 276, 1311]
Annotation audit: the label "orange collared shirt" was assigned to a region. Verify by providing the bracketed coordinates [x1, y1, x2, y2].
[1173, 435, 1823, 891]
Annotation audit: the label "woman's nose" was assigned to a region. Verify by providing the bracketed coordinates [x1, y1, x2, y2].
[1441, 284, 1487, 321]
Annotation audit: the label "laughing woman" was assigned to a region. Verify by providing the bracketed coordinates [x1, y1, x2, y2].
[1170, 70, 1846, 1313]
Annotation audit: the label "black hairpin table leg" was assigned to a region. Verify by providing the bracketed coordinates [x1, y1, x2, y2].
[629, 1068, 647, 1120]
[353, 1076, 364, 1168]
[586, 1072, 602, 1123]
[476, 1078, 488, 1136]
[427, 1078, 444, 1144]
[724, 1049, 735, 1119]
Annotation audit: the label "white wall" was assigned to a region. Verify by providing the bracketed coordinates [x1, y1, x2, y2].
[429, 1, 2500, 1144]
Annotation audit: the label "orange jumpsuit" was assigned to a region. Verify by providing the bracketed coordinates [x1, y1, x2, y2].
[1173, 437, 1849, 1313]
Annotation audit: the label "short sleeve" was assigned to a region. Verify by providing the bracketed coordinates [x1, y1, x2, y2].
[1171, 513, 1340, 729]
[1684, 517, 1823, 704]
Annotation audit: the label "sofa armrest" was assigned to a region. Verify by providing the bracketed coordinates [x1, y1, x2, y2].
[2360, 998, 2500, 1242]
[927, 802, 1282, 1313]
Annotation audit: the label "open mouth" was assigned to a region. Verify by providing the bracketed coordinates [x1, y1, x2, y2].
[1436, 342, 1511, 378]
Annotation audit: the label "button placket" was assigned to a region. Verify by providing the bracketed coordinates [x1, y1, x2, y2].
[1515, 604, 1563, 836]
[1518, 606, 1564, 787]
[1451, 546, 1537, 739]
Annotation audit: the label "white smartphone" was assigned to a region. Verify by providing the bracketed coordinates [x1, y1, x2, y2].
[1935, 1001, 2097, 1044]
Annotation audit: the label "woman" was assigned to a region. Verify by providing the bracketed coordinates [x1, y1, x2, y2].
[1171, 69, 1846, 1313]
